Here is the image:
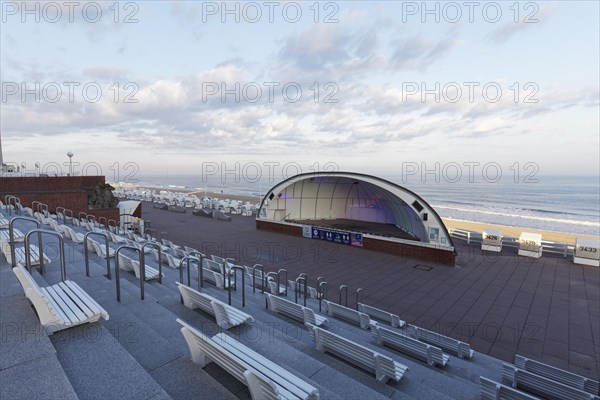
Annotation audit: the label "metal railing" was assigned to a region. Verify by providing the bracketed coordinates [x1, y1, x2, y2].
[295, 275, 308, 306]
[98, 216, 107, 228]
[318, 281, 328, 312]
[179, 256, 200, 290]
[265, 271, 280, 295]
[339, 285, 348, 307]
[356, 288, 365, 310]
[143, 242, 163, 284]
[25, 229, 66, 281]
[8, 216, 40, 268]
[252, 264, 264, 293]
[32, 201, 42, 213]
[278, 269, 288, 296]
[64, 209, 73, 225]
[84, 231, 112, 279]
[188, 251, 205, 289]
[5, 195, 17, 215]
[227, 265, 245, 307]
[115, 245, 145, 301]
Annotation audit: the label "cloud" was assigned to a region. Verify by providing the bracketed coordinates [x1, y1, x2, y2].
[486, 3, 555, 44]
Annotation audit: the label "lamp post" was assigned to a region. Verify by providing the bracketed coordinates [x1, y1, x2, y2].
[67, 151, 73, 176]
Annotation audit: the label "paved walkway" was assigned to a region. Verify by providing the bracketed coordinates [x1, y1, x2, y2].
[142, 204, 600, 380]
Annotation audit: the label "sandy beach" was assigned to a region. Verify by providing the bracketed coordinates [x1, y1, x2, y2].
[119, 184, 598, 244]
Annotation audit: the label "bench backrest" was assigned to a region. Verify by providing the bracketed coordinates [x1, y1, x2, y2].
[13, 265, 62, 326]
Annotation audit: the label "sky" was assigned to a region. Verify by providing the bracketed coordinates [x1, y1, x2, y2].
[1, 1, 599, 182]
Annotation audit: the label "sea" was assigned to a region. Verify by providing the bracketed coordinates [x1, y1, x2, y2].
[130, 174, 600, 237]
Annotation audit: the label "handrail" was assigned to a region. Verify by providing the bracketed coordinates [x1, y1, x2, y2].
[188, 251, 205, 289]
[56, 207, 66, 224]
[39, 203, 48, 214]
[98, 216, 107, 228]
[8, 216, 40, 268]
[144, 228, 157, 241]
[142, 242, 163, 284]
[299, 273, 308, 306]
[32, 201, 42, 213]
[227, 265, 246, 307]
[78, 212, 88, 221]
[278, 269, 288, 296]
[5, 195, 17, 216]
[64, 209, 73, 225]
[339, 285, 348, 307]
[318, 281, 327, 312]
[252, 264, 264, 293]
[265, 271, 280, 295]
[179, 256, 200, 290]
[25, 229, 66, 281]
[115, 245, 144, 301]
[84, 231, 112, 279]
[13, 197, 22, 215]
[356, 288, 364, 310]
[295, 276, 308, 306]
[87, 214, 96, 223]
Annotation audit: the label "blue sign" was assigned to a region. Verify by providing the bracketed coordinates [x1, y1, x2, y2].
[311, 227, 363, 247]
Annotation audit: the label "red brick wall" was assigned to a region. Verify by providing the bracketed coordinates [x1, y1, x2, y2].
[256, 219, 456, 266]
[0, 176, 119, 220]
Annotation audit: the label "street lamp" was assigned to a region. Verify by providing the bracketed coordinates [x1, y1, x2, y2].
[67, 151, 73, 176]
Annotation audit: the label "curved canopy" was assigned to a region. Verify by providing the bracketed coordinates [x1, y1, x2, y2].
[257, 172, 453, 247]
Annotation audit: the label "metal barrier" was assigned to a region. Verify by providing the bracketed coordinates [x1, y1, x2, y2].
[143, 242, 163, 284]
[278, 269, 288, 296]
[115, 245, 145, 301]
[252, 264, 264, 293]
[295, 275, 308, 306]
[84, 231, 112, 279]
[8, 216, 40, 268]
[179, 256, 200, 289]
[339, 285, 348, 307]
[318, 281, 328, 312]
[228, 265, 246, 307]
[356, 288, 364, 310]
[25, 229, 66, 281]
[188, 251, 205, 289]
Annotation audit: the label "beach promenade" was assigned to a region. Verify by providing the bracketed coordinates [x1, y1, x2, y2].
[142, 202, 600, 380]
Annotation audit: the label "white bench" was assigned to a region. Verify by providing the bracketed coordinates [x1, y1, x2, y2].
[408, 325, 474, 359]
[203, 268, 234, 289]
[288, 280, 320, 299]
[63, 226, 84, 244]
[177, 283, 253, 329]
[109, 231, 127, 244]
[90, 240, 115, 258]
[0, 228, 24, 242]
[480, 376, 540, 400]
[1, 218, 10, 228]
[502, 364, 599, 400]
[515, 355, 599, 395]
[1, 242, 51, 266]
[372, 324, 449, 367]
[358, 303, 405, 328]
[266, 294, 328, 327]
[311, 325, 407, 383]
[177, 318, 319, 399]
[166, 253, 182, 269]
[323, 300, 370, 329]
[267, 279, 287, 295]
[117, 254, 162, 281]
[13, 265, 109, 334]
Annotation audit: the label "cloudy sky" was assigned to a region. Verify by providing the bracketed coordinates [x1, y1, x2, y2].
[1, 1, 598, 181]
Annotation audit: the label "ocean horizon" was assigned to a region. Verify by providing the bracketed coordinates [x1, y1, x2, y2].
[123, 174, 600, 237]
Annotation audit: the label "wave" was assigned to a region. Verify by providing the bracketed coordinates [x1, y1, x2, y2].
[432, 205, 600, 228]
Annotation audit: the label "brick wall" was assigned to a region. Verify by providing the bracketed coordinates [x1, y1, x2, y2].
[0, 176, 119, 220]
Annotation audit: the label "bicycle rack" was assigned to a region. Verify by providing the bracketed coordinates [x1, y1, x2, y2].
[252, 264, 264, 293]
[318, 281, 328, 312]
[278, 269, 288, 296]
[8, 216, 40, 268]
[115, 245, 144, 301]
[339, 285, 348, 307]
[295, 275, 308, 306]
[228, 265, 245, 307]
[25, 229, 66, 281]
[356, 288, 364, 310]
[188, 251, 205, 289]
[143, 242, 163, 284]
[179, 256, 200, 290]
[84, 231, 112, 279]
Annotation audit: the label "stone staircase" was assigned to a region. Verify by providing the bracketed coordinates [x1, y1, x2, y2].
[1, 220, 504, 400]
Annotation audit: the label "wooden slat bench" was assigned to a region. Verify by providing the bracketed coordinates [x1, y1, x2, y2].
[178, 318, 319, 399]
[502, 364, 599, 400]
[13, 265, 109, 334]
[117, 254, 162, 281]
[480, 376, 540, 400]
[266, 294, 328, 327]
[372, 324, 449, 367]
[323, 300, 370, 329]
[311, 325, 408, 383]
[358, 303, 405, 328]
[177, 283, 252, 329]
[408, 325, 474, 359]
[514, 355, 599, 395]
[1, 242, 51, 266]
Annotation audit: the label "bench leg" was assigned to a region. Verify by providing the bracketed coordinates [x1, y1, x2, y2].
[373, 355, 390, 383]
[181, 329, 211, 367]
